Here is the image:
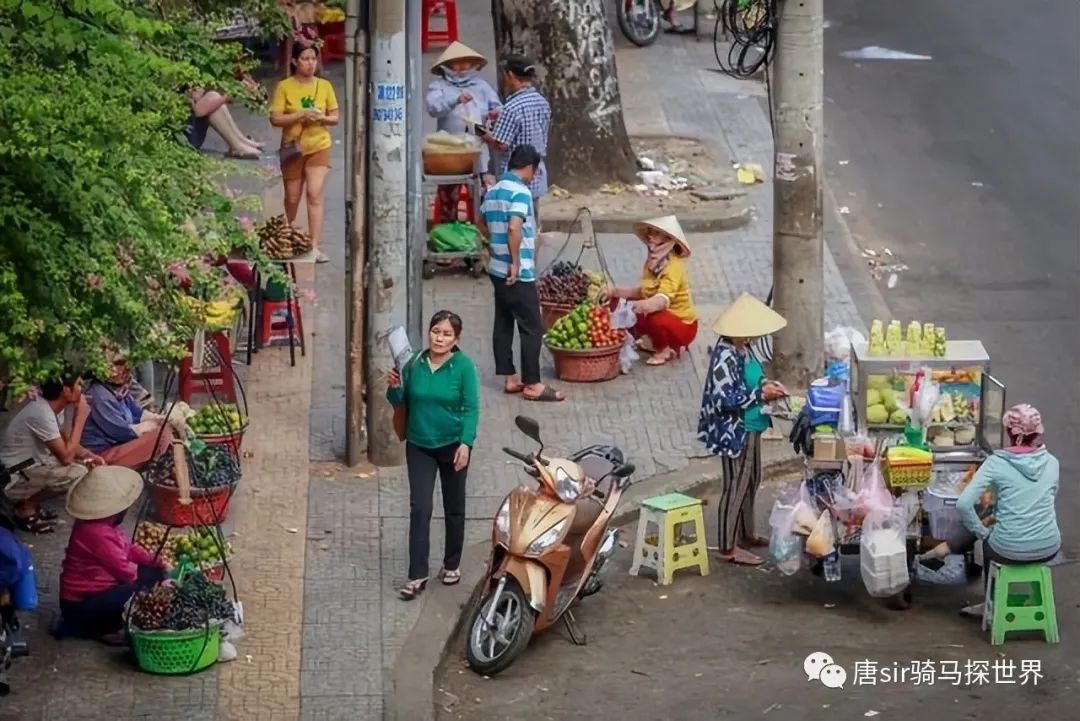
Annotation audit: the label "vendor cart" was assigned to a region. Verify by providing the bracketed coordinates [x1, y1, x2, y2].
[783, 339, 1009, 609]
[421, 173, 485, 279]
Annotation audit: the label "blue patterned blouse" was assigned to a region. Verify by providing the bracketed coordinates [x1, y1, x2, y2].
[697, 340, 764, 458]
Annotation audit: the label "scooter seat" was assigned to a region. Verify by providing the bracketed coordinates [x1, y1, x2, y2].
[570, 496, 603, 535]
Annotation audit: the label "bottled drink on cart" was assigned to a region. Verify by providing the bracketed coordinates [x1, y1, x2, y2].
[824, 549, 842, 582]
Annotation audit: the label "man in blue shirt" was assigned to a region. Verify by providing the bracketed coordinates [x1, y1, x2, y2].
[479, 145, 565, 402]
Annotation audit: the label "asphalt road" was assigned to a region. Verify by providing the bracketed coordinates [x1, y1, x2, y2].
[822, 1, 1080, 490]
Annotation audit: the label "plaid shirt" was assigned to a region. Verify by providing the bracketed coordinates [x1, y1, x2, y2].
[491, 86, 551, 198]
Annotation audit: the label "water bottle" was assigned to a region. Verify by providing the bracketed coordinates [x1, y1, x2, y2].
[824, 550, 842, 582]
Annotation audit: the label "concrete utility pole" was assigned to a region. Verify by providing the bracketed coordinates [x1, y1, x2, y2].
[366, 0, 409, 466]
[405, 0, 424, 342]
[345, 0, 369, 466]
[771, 0, 825, 389]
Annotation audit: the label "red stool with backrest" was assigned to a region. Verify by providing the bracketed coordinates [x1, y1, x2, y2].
[258, 297, 306, 351]
[178, 330, 238, 404]
[422, 0, 458, 52]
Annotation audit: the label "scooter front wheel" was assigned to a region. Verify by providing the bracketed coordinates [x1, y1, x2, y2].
[465, 578, 534, 676]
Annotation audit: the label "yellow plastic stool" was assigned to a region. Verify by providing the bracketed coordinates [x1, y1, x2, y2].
[629, 493, 710, 585]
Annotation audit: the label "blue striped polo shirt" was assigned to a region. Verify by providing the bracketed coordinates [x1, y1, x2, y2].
[481, 172, 537, 282]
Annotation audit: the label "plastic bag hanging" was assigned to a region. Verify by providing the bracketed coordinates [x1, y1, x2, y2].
[611, 298, 636, 330]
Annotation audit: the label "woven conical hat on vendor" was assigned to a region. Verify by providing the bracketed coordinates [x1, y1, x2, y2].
[65, 466, 144, 521]
[711, 293, 787, 338]
[431, 42, 488, 74]
[633, 215, 691, 259]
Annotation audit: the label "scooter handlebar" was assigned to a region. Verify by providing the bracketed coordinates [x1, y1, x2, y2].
[502, 447, 533, 465]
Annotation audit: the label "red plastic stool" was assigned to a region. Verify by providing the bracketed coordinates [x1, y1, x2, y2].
[258, 297, 306, 352]
[422, 0, 458, 52]
[178, 330, 238, 404]
[430, 182, 477, 225]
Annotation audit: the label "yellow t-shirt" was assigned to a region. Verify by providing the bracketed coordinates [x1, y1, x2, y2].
[641, 256, 697, 323]
[270, 77, 339, 155]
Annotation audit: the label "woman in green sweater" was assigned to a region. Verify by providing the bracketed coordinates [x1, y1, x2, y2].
[387, 311, 480, 600]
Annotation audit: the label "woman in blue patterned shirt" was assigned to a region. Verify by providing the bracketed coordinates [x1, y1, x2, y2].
[698, 294, 787, 565]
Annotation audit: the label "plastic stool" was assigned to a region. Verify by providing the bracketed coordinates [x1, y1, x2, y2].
[258, 296, 305, 351]
[178, 329, 238, 404]
[431, 183, 477, 225]
[982, 562, 1059, 645]
[421, 0, 458, 52]
[629, 493, 710, 585]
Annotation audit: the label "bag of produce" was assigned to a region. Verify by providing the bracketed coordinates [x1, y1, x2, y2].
[855, 462, 893, 518]
[859, 508, 910, 597]
[428, 221, 480, 254]
[768, 489, 804, 576]
[805, 510, 836, 558]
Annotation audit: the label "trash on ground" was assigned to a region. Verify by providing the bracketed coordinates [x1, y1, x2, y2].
[839, 206, 851, 214]
[838, 160, 849, 165]
[599, 182, 626, 195]
[637, 156, 656, 171]
[865, 712, 880, 718]
[841, 46, 932, 61]
[734, 162, 765, 185]
[971, 181, 984, 187]
[549, 185, 572, 199]
[887, 273, 899, 289]
[637, 169, 688, 192]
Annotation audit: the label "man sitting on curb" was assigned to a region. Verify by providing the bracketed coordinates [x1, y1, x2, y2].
[0, 374, 103, 534]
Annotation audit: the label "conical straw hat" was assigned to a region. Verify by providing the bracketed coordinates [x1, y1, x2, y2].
[66, 465, 144, 521]
[632, 215, 691, 258]
[431, 42, 488, 74]
[711, 293, 788, 338]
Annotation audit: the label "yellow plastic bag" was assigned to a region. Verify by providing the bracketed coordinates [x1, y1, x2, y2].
[805, 510, 836, 558]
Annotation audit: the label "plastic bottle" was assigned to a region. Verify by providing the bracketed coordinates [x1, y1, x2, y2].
[824, 550, 842, 582]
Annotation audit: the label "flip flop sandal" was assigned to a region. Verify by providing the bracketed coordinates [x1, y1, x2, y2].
[503, 383, 525, 394]
[226, 149, 261, 160]
[15, 513, 56, 534]
[439, 568, 461, 586]
[729, 549, 764, 566]
[524, 386, 565, 402]
[398, 577, 428, 601]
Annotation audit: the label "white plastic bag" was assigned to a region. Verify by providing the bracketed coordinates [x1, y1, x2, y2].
[619, 334, 639, 374]
[856, 462, 894, 518]
[611, 298, 636, 330]
[768, 489, 804, 575]
[824, 326, 867, 362]
[859, 508, 910, 597]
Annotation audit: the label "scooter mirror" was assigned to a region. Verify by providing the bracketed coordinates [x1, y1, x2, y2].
[514, 415, 542, 444]
[613, 463, 635, 479]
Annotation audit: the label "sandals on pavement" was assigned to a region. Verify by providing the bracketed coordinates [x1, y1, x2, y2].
[717, 547, 764, 566]
[523, 385, 565, 403]
[15, 512, 56, 534]
[398, 577, 428, 601]
[438, 568, 461, 586]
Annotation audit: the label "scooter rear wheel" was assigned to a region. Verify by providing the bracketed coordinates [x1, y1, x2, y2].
[465, 578, 534, 676]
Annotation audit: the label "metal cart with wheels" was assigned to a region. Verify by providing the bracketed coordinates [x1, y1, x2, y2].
[421, 173, 485, 279]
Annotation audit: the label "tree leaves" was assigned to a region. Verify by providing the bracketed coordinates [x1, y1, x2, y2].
[0, 0, 268, 392]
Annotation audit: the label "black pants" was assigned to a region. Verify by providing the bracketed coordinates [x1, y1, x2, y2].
[60, 565, 165, 638]
[490, 275, 543, 385]
[406, 442, 468, 581]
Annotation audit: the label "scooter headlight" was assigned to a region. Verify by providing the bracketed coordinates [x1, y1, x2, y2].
[494, 499, 511, 546]
[553, 466, 584, 503]
[526, 518, 568, 556]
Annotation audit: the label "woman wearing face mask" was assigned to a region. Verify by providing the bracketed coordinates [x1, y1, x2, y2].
[270, 43, 340, 263]
[608, 215, 699, 366]
[81, 354, 170, 470]
[386, 311, 480, 600]
[426, 42, 501, 223]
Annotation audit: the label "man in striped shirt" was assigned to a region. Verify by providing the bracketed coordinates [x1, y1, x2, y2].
[478, 145, 565, 402]
[486, 54, 551, 227]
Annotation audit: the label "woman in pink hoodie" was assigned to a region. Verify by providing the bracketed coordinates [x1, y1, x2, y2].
[58, 466, 165, 643]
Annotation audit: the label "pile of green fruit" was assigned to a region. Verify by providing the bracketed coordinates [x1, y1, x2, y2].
[865, 375, 909, 425]
[174, 527, 232, 572]
[544, 303, 625, 351]
[188, 403, 246, 436]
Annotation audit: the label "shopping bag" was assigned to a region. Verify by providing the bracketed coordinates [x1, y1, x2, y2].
[859, 508, 910, 597]
[611, 298, 636, 330]
[619, 334, 639, 374]
[805, 510, 836, 557]
[428, 221, 480, 253]
[768, 488, 804, 576]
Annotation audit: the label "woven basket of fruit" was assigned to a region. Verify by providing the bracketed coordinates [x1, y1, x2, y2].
[188, 403, 248, 458]
[134, 524, 234, 582]
[538, 261, 606, 329]
[423, 132, 481, 174]
[128, 573, 234, 675]
[143, 443, 240, 526]
[543, 302, 625, 382]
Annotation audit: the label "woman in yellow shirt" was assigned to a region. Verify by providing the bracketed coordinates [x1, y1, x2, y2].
[610, 215, 699, 366]
[270, 43, 340, 263]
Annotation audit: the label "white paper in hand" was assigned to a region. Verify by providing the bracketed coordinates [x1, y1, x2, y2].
[387, 326, 413, 371]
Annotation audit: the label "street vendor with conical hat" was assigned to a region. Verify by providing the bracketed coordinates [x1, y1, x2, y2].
[698, 293, 788, 566]
[426, 42, 502, 222]
[57, 466, 166, 644]
[609, 215, 699, 366]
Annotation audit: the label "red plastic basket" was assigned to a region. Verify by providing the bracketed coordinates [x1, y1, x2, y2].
[546, 343, 621, 382]
[321, 31, 345, 62]
[148, 482, 234, 527]
[540, 300, 574, 331]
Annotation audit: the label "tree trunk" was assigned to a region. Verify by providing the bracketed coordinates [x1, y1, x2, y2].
[492, 0, 638, 193]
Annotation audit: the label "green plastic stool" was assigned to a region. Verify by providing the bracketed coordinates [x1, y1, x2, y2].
[982, 562, 1059, 645]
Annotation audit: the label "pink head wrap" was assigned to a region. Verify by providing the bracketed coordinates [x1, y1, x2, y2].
[1003, 403, 1045, 447]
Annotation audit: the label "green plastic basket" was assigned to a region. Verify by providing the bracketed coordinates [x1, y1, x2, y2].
[130, 624, 221, 675]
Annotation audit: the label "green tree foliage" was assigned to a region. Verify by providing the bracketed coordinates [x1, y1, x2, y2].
[0, 0, 276, 391]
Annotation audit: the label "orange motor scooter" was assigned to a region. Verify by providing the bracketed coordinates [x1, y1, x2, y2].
[465, 416, 635, 676]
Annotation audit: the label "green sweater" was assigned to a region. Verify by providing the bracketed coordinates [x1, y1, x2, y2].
[386, 349, 480, 449]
